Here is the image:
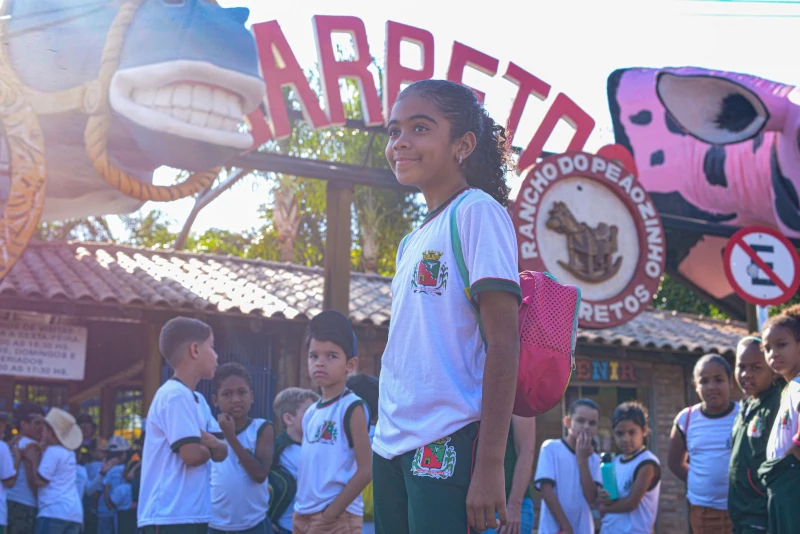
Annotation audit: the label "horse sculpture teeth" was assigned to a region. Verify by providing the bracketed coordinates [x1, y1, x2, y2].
[130, 84, 243, 132]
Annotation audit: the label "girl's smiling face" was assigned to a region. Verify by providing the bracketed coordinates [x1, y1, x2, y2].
[763, 325, 800, 381]
[385, 93, 472, 192]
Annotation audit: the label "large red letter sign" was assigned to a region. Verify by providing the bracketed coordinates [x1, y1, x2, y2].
[384, 21, 434, 118]
[446, 41, 499, 104]
[252, 21, 329, 139]
[503, 63, 551, 148]
[313, 16, 384, 127]
[517, 93, 595, 172]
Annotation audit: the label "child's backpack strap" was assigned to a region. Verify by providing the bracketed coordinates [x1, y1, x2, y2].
[449, 190, 486, 344]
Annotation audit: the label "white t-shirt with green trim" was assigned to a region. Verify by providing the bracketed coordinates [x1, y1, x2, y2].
[295, 389, 367, 516]
[373, 188, 521, 459]
[767, 376, 800, 460]
[138, 378, 221, 527]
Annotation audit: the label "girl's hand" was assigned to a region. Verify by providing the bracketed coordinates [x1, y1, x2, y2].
[576, 431, 593, 462]
[499, 499, 521, 534]
[597, 487, 611, 502]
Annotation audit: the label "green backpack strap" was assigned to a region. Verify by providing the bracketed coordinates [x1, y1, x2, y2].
[449, 190, 486, 344]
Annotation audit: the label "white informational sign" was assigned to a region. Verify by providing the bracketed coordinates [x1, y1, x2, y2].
[0, 321, 88, 380]
[723, 226, 800, 307]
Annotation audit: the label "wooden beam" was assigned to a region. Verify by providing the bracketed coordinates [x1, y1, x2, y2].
[230, 152, 415, 192]
[142, 323, 162, 416]
[99, 386, 116, 438]
[68, 361, 144, 405]
[323, 181, 354, 315]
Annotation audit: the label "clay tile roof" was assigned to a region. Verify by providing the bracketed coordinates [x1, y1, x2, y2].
[0, 241, 747, 354]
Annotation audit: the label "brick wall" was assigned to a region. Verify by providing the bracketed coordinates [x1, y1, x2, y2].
[653, 361, 689, 534]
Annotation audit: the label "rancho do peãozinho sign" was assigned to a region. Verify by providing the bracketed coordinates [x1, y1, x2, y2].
[513, 152, 666, 328]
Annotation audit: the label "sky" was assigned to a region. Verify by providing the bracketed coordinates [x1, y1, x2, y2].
[117, 0, 800, 238]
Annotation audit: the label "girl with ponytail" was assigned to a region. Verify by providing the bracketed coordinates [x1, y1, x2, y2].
[373, 80, 521, 533]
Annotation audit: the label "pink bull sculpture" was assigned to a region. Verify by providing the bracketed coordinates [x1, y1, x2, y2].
[607, 67, 800, 302]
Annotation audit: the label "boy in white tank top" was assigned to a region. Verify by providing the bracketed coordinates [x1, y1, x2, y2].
[292, 311, 372, 534]
[210, 362, 274, 533]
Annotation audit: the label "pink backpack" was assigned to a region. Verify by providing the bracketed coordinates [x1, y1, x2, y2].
[450, 192, 580, 417]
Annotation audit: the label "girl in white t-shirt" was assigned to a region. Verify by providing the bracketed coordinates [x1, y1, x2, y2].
[759, 306, 800, 534]
[667, 354, 739, 534]
[374, 80, 521, 534]
[599, 402, 661, 534]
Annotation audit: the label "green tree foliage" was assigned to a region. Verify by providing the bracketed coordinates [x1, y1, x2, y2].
[652, 273, 727, 318]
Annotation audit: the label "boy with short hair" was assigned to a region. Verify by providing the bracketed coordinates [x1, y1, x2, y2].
[24, 407, 84, 534]
[292, 311, 372, 534]
[270, 387, 319, 534]
[137, 316, 228, 534]
[0, 412, 18, 534]
[7, 401, 44, 534]
[535, 398, 603, 534]
[210, 362, 274, 534]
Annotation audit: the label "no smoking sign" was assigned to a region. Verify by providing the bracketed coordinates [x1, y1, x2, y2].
[723, 226, 800, 307]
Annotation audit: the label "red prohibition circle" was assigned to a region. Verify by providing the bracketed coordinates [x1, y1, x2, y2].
[722, 225, 800, 307]
[513, 151, 666, 329]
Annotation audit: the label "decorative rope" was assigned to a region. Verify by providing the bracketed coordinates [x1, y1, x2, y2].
[0, 0, 48, 280]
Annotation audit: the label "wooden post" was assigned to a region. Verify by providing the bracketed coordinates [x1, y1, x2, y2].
[99, 386, 116, 438]
[746, 303, 759, 334]
[323, 181, 354, 315]
[0, 376, 14, 415]
[142, 323, 162, 417]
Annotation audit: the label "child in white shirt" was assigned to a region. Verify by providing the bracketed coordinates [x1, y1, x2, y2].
[25, 407, 84, 534]
[293, 311, 372, 534]
[210, 362, 274, 533]
[270, 387, 319, 534]
[535, 399, 602, 534]
[599, 402, 661, 534]
[7, 402, 44, 534]
[137, 317, 228, 533]
[0, 412, 18, 534]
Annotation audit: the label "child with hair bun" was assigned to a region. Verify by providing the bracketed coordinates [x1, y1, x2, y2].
[599, 402, 661, 534]
[667, 353, 739, 533]
[759, 305, 800, 533]
[729, 335, 782, 534]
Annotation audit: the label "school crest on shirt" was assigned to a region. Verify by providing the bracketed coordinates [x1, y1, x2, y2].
[411, 250, 448, 296]
[780, 409, 790, 426]
[748, 415, 764, 438]
[310, 420, 338, 445]
[411, 437, 456, 479]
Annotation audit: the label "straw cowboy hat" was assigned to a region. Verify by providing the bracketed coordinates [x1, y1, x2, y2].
[45, 408, 83, 451]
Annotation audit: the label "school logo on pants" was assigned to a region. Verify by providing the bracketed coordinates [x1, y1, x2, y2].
[411, 437, 456, 479]
[412, 250, 448, 296]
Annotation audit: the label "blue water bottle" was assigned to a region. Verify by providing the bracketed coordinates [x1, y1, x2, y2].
[601, 453, 619, 500]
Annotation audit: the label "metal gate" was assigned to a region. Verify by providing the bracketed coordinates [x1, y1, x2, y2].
[161, 328, 276, 421]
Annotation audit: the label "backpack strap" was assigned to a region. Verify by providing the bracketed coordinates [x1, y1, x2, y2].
[397, 233, 412, 262]
[449, 190, 487, 345]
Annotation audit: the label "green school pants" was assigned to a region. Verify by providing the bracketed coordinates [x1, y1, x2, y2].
[758, 453, 800, 534]
[373, 422, 480, 534]
[139, 524, 208, 534]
